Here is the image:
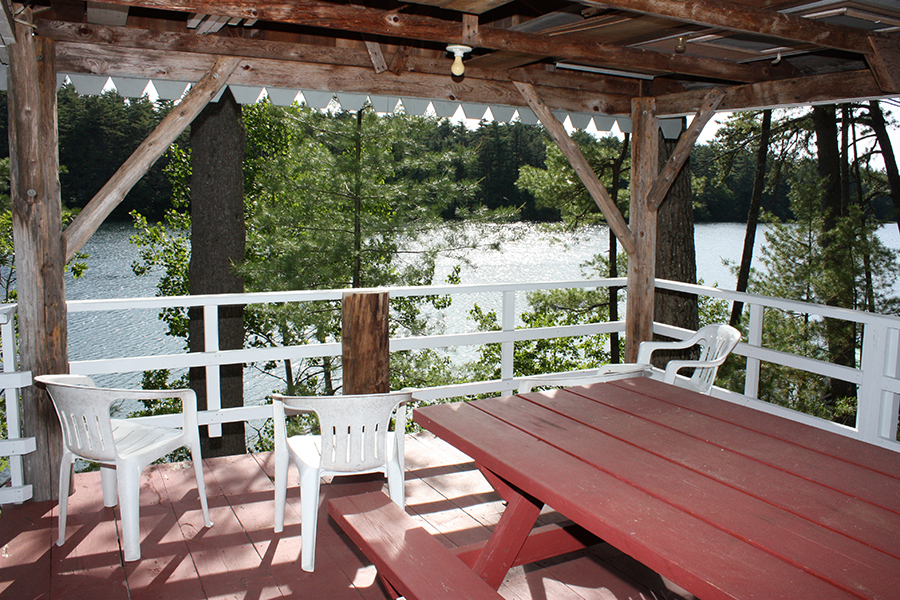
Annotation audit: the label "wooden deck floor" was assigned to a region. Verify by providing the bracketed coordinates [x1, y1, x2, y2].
[1, 432, 678, 600]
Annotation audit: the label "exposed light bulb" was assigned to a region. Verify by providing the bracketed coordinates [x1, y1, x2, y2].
[451, 54, 465, 76]
[446, 44, 472, 77]
[674, 37, 686, 54]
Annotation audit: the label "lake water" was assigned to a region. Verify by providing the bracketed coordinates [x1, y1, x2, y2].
[64, 221, 900, 392]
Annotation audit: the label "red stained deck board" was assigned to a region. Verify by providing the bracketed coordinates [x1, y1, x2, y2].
[478, 394, 899, 600]
[522, 389, 900, 558]
[0, 500, 54, 600]
[613, 378, 900, 479]
[414, 401, 862, 600]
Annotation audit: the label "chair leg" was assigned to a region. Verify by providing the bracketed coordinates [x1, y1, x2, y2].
[117, 463, 142, 562]
[100, 465, 118, 507]
[299, 466, 322, 572]
[273, 448, 289, 533]
[189, 444, 213, 528]
[386, 459, 405, 507]
[56, 453, 74, 547]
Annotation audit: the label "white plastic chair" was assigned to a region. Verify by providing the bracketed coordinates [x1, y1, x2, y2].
[272, 391, 410, 572]
[518, 323, 741, 395]
[34, 374, 212, 562]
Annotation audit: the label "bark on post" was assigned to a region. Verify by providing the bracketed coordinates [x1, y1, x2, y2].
[189, 88, 246, 457]
[654, 120, 699, 366]
[625, 97, 659, 362]
[9, 21, 68, 501]
[342, 291, 390, 394]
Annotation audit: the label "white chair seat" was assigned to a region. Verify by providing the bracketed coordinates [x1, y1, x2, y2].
[273, 391, 410, 572]
[35, 374, 212, 562]
[518, 323, 741, 395]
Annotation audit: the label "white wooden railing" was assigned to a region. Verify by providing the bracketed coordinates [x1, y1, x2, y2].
[2, 279, 899, 503]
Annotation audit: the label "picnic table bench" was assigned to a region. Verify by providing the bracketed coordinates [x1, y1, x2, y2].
[328, 491, 504, 600]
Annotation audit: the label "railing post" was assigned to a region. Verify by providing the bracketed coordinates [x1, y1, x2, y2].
[203, 304, 222, 437]
[744, 303, 763, 399]
[1, 307, 33, 503]
[859, 323, 899, 444]
[501, 291, 516, 392]
[342, 291, 390, 394]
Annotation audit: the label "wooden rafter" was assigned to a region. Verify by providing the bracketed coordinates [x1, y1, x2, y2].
[62, 56, 240, 262]
[654, 69, 887, 117]
[85, 0, 780, 83]
[580, 0, 876, 55]
[514, 81, 636, 256]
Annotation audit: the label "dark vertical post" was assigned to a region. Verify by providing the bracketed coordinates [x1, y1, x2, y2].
[189, 88, 246, 456]
[342, 291, 390, 394]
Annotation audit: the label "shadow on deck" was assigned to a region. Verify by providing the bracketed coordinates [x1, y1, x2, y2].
[1, 432, 677, 600]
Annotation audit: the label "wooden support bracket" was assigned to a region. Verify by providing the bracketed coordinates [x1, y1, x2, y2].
[514, 80, 636, 255]
[364, 40, 388, 73]
[647, 88, 724, 212]
[868, 35, 900, 94]
[62, 56, 240, 262]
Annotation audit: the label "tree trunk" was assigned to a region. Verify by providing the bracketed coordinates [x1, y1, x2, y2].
[653, 119, 698, 367]
[608, 134, 629, 364]
[730, 110, 771, 327]
[10, 25, 68, 501]
[813, 104, 856, 404]
[867, 101, 900, 236]
[189, 89, 246, 457]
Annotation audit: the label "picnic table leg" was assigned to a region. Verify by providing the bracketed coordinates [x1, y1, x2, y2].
[473, 466, 545, 589]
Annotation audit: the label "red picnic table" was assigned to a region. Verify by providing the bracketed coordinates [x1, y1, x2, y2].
[413, 377, 900, 600]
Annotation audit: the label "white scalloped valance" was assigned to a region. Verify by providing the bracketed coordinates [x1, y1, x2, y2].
[0, 69, 682, 137]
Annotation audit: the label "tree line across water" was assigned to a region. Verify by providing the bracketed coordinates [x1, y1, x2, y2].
[6, 86, 896, 225]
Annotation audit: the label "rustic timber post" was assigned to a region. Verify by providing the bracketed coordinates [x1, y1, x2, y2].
[342, 291, 390, 394]
[625, 97, 659, 362]
[8, 16, 68, 501]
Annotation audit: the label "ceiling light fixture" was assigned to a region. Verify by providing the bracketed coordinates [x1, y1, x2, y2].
[446, 44, 472, 76]
[674, 37, 686, 54]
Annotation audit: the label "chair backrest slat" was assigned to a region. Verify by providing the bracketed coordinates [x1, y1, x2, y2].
[276, 392, 410, 473]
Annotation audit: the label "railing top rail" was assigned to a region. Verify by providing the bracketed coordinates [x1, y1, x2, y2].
[62, 279, 629, 312]
[654, 279, 900, 328]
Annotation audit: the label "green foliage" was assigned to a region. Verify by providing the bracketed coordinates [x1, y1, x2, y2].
[235, 101, 504, 396]
[741, 154, 899, 423]
[517, 132, 629, 228]
[56, 86, 175, 220]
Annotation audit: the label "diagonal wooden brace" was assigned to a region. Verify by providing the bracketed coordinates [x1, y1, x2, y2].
[63, 56, 241, 262]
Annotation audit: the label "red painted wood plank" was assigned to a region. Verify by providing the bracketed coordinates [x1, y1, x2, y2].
[478, 395, 900, 600]
[123, 465, 210, 600]
[415, 401, 863, 600]
[612, 378, 900, 479]
[522, 388, 900, 559]
[569, 381, 900, 514]
[329, 491, 504, 600]
[0, 500, 54, 600]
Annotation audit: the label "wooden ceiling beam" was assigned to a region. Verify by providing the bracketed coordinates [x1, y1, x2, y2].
[38, 19, 644, 99]
[52, 40, 636, 115]
[654, 70, 890, 117]
[89, 0, 780, 83]
[580, 0, 876, 55]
